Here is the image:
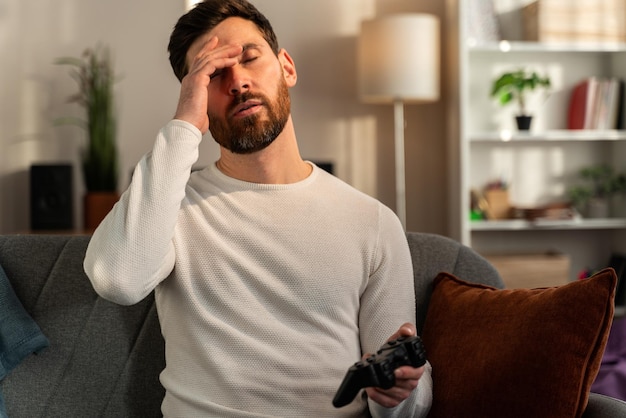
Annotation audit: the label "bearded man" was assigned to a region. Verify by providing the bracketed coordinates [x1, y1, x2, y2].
[84, 1, 432, 417]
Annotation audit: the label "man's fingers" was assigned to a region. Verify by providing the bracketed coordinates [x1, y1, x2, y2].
[189, 37, 243, 77]
[395, 365, 424, 382]
[385, 322, 416, 343]
[366, 386, 410, 408]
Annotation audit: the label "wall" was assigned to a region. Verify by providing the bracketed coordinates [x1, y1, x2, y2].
[0, 0, 446, 234]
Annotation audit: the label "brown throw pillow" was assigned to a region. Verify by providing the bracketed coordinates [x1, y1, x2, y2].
[422, 268, 616, 418]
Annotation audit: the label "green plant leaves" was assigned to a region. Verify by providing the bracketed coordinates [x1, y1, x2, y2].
[490, 69, 551, 115]
[56, 45, 119, 192]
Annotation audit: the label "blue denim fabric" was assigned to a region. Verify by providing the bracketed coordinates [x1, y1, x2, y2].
[0, 391, 7, 418]
[0, 263, 49, 416]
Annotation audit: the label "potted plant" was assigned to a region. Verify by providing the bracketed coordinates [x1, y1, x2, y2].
[490, 68, 551, 130]
[56, 45, 119, 230]
[567, 164, 626, 218]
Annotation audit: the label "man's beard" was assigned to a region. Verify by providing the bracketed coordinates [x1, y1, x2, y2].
[208, 79, 290, 154]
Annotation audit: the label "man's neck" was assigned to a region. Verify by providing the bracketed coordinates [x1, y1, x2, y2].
[215, 118, 311, 184]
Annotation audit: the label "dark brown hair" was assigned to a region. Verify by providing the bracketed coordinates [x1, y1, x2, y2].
[168, 0, 279, 82]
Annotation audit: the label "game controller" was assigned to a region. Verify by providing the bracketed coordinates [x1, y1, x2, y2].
[332, 335, 427, 408]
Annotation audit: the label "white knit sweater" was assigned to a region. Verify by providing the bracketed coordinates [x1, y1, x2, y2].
[84, 120, 432, 417]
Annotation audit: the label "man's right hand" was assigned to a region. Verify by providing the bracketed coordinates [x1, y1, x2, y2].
[173, 36, 243, 134]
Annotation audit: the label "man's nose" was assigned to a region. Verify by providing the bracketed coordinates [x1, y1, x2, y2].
[226, 65, 250, 95]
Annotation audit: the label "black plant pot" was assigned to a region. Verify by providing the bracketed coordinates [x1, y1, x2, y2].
[516, 115, 533, 130]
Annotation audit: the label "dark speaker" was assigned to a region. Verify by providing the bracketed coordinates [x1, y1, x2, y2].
[30, 164, 74, 230]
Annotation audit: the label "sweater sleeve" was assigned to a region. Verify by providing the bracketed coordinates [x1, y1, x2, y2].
[84, 120, 202, 305]
[360, 204, 433, 418]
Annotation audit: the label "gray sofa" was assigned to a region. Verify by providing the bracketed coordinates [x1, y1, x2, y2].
[0, 233, 625, 417]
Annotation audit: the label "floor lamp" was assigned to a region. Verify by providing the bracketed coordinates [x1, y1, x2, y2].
[357, 14, 440, 228]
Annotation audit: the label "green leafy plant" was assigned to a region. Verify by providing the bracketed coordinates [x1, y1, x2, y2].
[56, 45, 119, 192]
[567, 164, 626, 207]
[490, 69, 551, 116]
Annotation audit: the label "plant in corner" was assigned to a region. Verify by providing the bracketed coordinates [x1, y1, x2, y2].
[56, 44, 120, 230]
[490, 68, 551, 131]
[567, 164, 626, 218]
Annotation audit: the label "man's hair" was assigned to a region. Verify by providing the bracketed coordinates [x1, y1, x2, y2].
[168, 0, 280, 82]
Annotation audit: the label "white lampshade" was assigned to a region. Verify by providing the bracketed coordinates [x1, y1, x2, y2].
[358, 14, 440, 104]
[185, 0, 202, 11]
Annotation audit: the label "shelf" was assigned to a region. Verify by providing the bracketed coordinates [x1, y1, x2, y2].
[469, 130, 626, 143]
[470, 218, 626, 231]
[450, 2, 626, 280]
[468, 40, 626, 53]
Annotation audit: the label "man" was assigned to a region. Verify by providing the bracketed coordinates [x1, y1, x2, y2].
[84, 0, 432, 416]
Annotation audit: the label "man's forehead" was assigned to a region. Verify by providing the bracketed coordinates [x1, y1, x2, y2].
[187, 17, 268, 58]
[211, 17, 267, 45]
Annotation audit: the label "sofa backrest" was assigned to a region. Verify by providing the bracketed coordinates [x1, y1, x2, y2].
[0, 235, 165, 418]
[405, 232, 504, 333]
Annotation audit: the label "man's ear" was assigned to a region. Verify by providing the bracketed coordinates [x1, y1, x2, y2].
[278, 49, 297, 87]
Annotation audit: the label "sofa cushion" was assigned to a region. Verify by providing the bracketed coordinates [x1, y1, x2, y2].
[422, 268, 616, 418]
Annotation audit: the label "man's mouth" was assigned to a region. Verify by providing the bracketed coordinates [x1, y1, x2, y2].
[231, 100, 263, 118]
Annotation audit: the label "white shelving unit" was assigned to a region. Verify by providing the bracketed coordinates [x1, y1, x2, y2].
[446, 0, 626, 281]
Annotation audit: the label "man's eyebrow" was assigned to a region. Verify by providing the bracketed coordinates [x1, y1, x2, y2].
[241, 43, 262, 53]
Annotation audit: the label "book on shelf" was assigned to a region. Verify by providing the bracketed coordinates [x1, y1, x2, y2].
[567, 76, 624, 130]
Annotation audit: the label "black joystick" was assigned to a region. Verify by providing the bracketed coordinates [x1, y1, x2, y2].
[332, 335, 427, 408]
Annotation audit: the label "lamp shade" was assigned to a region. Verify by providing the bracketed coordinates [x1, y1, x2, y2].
[358, 14, 440, 104]
[185, 0, 202, 11]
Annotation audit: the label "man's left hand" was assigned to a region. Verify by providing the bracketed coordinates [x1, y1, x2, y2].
[365, 323, 425, 408]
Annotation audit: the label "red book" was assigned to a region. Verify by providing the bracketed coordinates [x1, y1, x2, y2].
[567, 78, 590, 130]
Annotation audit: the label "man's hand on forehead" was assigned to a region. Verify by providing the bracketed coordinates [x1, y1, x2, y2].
[191, 36, 243, 78]
[174, 36, 242, 134]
